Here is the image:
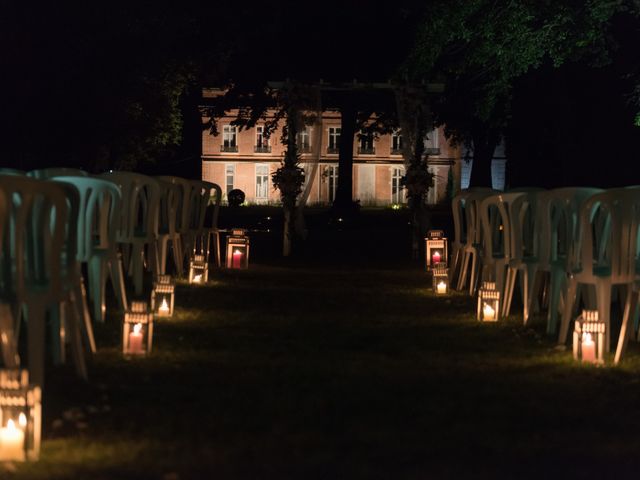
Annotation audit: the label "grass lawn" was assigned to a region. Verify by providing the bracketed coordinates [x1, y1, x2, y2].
[6, 207, 640, 479]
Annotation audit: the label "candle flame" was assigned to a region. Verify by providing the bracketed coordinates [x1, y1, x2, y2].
[193, 274, 202, 283]
[234, 250, 242, 255]
[6, 419, 15, 430]
[483, 303, 495, 320]
[133, 323, 142, 334]
[437, 281, 446, 288]
[583, 332, 593, 343]
[18, 413, 26, 428]
[160, 298, 169, 311]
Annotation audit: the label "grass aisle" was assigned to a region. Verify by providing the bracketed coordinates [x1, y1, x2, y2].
[7, 264, 640, 479]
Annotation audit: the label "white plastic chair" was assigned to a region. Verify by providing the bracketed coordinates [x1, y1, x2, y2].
[28, 168, 89, 180]
[154, 179, 183, 275]
[456, 189, 497, 294]
[558, 188, 640, 353]
[155, 176, 193, 275]
[478, 192, 527, 317]
[52, 176, 127, 323]
[185, 180, 216, 262]
[0, 175, 87, 387]
[203, 183, 223, 268]
[100, 172, 160, 296]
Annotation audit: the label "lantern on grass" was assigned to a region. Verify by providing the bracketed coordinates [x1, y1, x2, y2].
[122, 301, 153, 356]
[477, 282, 500, 322]
[225, 229, 250, 270]
[151, 275, 175, 318]
[425, 230, 448, 271]
[573, 310, 605, 364]
[0, 369, 41, 461]
[188, 254, 209, 284]
[432, 264, 449, 295]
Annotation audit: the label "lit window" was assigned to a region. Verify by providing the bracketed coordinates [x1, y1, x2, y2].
[298, 127, 311, 153]
[222, 125, 238, 152]
[225, 164, 235, 195]
[328, 165, 338, 202]
[391, 167, 405, 204]
[391, 130, 403, 154]
[256, 164, 269, 200]
[328, 127, 341, 154]
[358, 131, 375, 155]
[255, 126, 271, 153]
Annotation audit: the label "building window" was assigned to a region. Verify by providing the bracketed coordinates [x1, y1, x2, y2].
[391, 167, 405, 204]
[391, 130, 403, 155]
[255, 126, 271, 153]
[424, 128, 440, 154]
[298, 127, 311, 153]
[357, 131, 375, 155]
[328, 127, 340, 154]
[256, 164, 269, 200]
[225, 164, 235, 195]
[327, 165, 338, 202]
[221, 125, 238, 152]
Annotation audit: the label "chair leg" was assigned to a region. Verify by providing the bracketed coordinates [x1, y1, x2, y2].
[596, 282, 612, 353]
[547, 268, 565, 335]
[26, 301, 47, 389]
[469, 252, 480, 296]
[88, 256, 107, 323]
[66, 290, 88, 381]
[458, 251, 470, 291]
[522, 266, 536, 325]
[559, 277, 578, 345]
[503, 267, 517, 319]
[157, 237, 168, 275]
[49, 303, 65, 366]
[615, 288, 637, 364]
[109, 253, 128, 313]
[76, 279, 96, 354]
[0, 304, 19, 367]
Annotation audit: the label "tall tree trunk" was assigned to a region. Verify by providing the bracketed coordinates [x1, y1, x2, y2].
[283, 206, 292, 257]
[469, 124, 499, 188]
[334, 104, 357, 210]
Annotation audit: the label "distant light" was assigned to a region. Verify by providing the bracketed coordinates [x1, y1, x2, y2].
[391, 204, 401, 210]
[337, 218, 343, 222]
[266, 216, 271, 220]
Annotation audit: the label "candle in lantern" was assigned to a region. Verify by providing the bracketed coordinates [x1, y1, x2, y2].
[128, 323, 144, 354]
[0, 419, 25, 461]
[581, 332, 596, 363]
[232, 249, 243, 268]
[436, 281, 447, 294]
[432, 251, 441, 265]
[159, 298, 169, 315]
[193, 274, 202, 283]
[483, 303, 496, 321]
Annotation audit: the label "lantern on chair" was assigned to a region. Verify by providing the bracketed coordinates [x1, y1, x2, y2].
[188, 254, 209, 284]
[477, 282, 500, 322]
[573, 310, 605, 365]
[432, 264, 449, 295]
[225, 229, 250, 270]
[0, 369, 41, 461]
[151, 275, 175, 318]
[122, 301, 153, 356]
[425, 230, 448, 271]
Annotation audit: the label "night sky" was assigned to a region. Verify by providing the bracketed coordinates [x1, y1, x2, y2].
[1, 1, 639, 186]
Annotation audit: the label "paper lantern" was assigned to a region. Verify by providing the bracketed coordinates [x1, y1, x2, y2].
[432, 264, 449, 295]
[573, 310, 605, 364]
[225, 229, 250, 270]
[151, 275, 175, 318]
[425, 230, 448, 271]
[122, 301, 153, 356]
[188, 254, 209, 284]
[477, 282, 500, 322]
[0, 369, 41, 461]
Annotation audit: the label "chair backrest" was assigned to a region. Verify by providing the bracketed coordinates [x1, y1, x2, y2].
[155, 179, 181, 236]
[508, 190, 543, 264]
[99, 172, 160, 243]
[156, 176, 193, 234]
[542, 188, 603, 268]
[573, 188, 640, 282]
[206, 182, 222, 232]
[479, 192, 527, 262]
[463, 189, 498, 247]
[52, 176, 122, 262]
[188, 181, 216, 233]
[0, 176, 69, 302]
[28, 168, 89, 180]
[0, 168, 26, 176]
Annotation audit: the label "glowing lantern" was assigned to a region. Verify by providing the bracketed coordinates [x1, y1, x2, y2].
[425, 230, 448, 271]
[188, 254, 209, 284]
[573, 310, 605, 364]
[150, 275, 175, 318]
[432, 264, 449, 295]
[225, 229, 250, 270]
[0, 369, 41, 461]
[122, 301, 153, 356]
[477, 281, 500, 322]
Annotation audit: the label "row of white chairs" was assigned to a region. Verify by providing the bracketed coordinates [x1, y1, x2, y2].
[0, 167, 221, 388]
[450, 186, 640, 363]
